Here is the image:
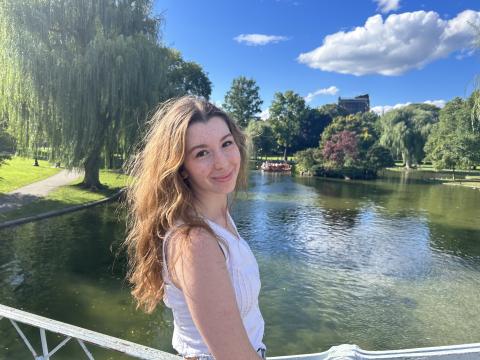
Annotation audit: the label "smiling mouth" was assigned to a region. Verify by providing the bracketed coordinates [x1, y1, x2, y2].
[212, 170, 233, 182]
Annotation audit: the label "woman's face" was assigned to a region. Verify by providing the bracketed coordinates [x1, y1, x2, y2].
[182, 116, 241, 200]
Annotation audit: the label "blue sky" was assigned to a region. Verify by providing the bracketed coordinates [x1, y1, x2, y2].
[154, 0, 480, 115]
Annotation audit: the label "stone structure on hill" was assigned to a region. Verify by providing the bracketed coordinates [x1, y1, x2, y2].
[338, 94, 370, 114]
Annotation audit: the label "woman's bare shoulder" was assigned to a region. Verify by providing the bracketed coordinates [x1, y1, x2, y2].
[171, 225, 221, 261]
[165, 223, 224, 267]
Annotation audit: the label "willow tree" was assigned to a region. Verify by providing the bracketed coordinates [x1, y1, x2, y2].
[0, 0, 178, 188]
[379, 104, 439, 168]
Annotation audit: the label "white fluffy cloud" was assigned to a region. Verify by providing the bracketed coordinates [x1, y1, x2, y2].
[304, 86, 339, 103]
[298, 10, 480, 76]
[371, 99, 446, 115]
[423, 100, 447, 108]
[374, 0, 400, 14]
[234, 34, 289, 46]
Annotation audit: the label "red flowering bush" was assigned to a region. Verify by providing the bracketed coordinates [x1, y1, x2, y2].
[322, 130, 358, 167]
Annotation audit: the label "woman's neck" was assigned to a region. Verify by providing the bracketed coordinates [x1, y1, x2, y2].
[193, 193, 229, 225]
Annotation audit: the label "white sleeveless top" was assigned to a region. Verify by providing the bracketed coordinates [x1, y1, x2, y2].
[162, 212, 266, 358]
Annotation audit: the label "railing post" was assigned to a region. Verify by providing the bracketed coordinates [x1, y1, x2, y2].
[1, 303, 179, 359]
[40, 328, 49, 360]
[77, 339, 95, 360]
[10, 319, 39, 358]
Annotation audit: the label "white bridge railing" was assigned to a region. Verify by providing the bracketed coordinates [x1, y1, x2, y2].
[2, 303, 480, 360]
[0, 303, 179, 360]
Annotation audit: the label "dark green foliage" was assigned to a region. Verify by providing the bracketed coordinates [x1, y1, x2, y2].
[366, 144, 395, 171]
[310, 165, 377, 180]
[295, 107, 333, 150]
[317, 103, 348, 120]
[0, 127, 16, 165]
[223, 76, 262, 128]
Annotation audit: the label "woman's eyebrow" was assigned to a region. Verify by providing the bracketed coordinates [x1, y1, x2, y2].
[187, 133, 232, 154]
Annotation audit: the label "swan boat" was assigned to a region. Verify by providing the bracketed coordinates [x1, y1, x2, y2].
[1, 304, 479, 360]
[261, 161, 292, 173]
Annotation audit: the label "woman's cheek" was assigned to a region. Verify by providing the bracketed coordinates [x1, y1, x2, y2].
[200, 157, 214, 172]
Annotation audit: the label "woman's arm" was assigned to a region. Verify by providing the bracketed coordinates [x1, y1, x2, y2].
[168, 228, 261, 360]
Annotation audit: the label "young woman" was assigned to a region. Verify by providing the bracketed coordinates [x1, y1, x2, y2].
[124, 96, 266, 360]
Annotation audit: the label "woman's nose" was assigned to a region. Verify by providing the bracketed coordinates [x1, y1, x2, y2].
[213, 150, 228, 169]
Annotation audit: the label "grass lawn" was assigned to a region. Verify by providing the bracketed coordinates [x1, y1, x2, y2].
[0, 170, 129, 223]
[442, 176, 480, 190]
[388, 163, 480, 174]
[386, 163, 480, 190]
[0, 157, 61, 193]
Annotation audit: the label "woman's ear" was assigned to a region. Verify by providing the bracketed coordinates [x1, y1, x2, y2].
[179, 165, 188, 180]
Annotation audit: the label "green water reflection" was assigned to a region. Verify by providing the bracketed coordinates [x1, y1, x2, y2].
[1, 171, 479, 358]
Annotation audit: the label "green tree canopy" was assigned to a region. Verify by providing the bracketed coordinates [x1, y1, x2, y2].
[366, 144, 395, 171]
[294, 107, 333, 151]
[167, 50, 212, 100]
[223, 76, 263, 128]
[425, 96, 480, 177]
[317, 103, 348, 120]
[379, 104, 439, 168]
[321, 111, 380, 153]
[315, 111, 393, 176]
[269, 90, 307, 161]
[294, 147, 323, 173]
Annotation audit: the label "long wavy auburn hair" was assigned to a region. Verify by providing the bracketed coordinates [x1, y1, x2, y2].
[124, 96, 248, 313]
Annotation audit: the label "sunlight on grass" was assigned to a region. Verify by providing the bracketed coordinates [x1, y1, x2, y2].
[49, 170, 129, 203]
[0, 170, 129, 223]
[0, 157, 61, 193]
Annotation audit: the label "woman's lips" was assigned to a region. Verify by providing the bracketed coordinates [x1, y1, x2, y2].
[212, 169, 233, 182]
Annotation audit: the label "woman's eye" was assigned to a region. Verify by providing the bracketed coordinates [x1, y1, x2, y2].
[223, 140, 233, 147]
[195, 150, 208, 158]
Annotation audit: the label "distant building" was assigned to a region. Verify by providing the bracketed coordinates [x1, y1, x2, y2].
[338, 94, 370, 114]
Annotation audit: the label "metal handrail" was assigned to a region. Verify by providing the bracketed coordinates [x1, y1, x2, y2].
[3, 303, 480, 360]
[0, 303, 180, 360]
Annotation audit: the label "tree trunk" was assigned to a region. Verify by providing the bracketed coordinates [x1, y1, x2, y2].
[452, 166, 456, 182]
[109, 152, 114, 169]
[283, 147, 288, 162]
[83, 150, 102, 189]
[82, 119, 107, 189]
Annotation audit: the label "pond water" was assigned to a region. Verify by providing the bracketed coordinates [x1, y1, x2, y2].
[1, 170, 479, 359]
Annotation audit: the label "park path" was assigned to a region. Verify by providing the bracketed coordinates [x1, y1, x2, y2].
[0, 169, 83, 214]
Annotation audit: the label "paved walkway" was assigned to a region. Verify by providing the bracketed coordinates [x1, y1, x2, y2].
[0, 169, 83, 214]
